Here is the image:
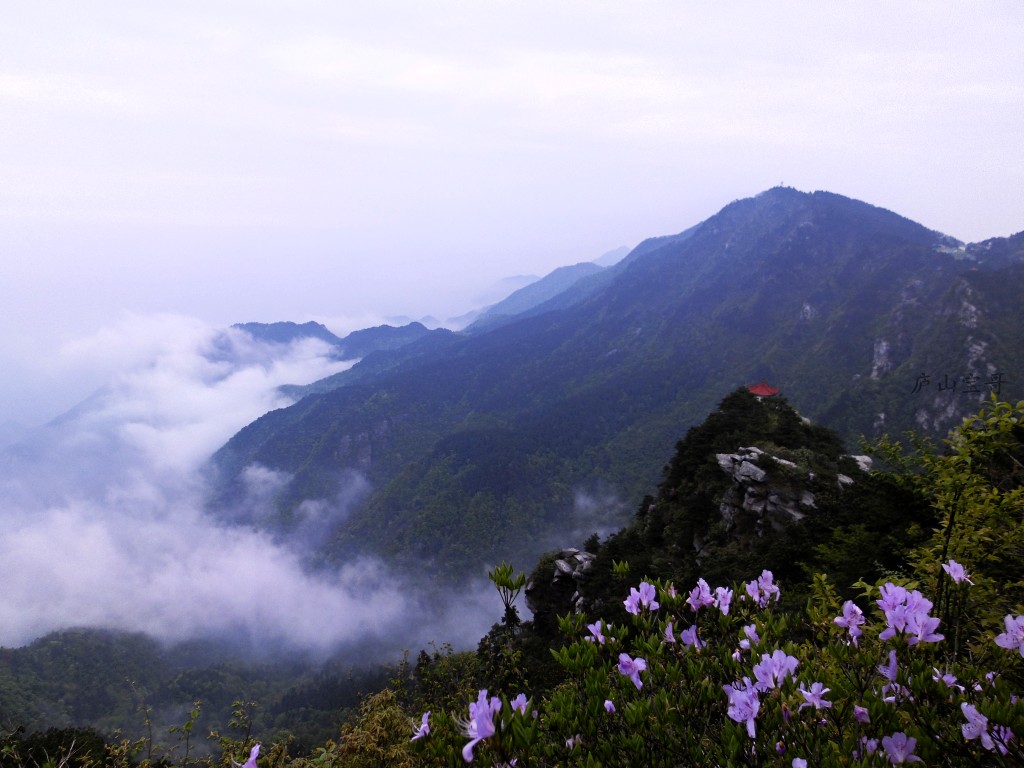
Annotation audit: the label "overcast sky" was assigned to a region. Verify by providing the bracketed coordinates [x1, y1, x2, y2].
[2, 1, 1023, 426]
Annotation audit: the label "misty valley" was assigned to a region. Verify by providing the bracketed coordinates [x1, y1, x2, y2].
[3, 188, 1024, 766]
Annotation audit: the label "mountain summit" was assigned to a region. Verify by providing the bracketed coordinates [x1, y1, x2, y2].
[212, 188, 1023, 577]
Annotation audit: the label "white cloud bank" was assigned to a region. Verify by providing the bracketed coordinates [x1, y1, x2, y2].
[0, 315, 497, 656]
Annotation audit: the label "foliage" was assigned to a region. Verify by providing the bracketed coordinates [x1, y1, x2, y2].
[4, 397, 1024, 767]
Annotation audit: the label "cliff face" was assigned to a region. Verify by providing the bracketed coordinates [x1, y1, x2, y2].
[710, 446, 870, 556]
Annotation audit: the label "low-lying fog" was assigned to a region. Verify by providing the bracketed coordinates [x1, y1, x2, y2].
[0, 314, 498, 659]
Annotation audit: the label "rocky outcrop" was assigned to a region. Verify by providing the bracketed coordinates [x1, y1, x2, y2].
[714, 447, 869, 541]
[526, 547, 596, 616]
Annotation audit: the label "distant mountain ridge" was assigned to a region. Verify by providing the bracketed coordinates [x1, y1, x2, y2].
[234, 320, 438, 362]
[469, 262, 606, 330]
[234, 321, 344, 348]
[212, 187, 1024, 578]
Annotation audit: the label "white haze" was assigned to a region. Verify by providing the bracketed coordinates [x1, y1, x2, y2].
[0, 315, 499, 655]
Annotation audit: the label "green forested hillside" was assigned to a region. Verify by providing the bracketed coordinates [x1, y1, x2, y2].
[211, 188, 1024, 579]
[7, 394, 1023, 767]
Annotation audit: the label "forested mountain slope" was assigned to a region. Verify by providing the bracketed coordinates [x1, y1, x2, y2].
[211, 188, 1023, 577]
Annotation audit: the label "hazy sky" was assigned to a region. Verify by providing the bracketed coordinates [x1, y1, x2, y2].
[1, 1, 1023, 655]
[2, 1, 1023, 425]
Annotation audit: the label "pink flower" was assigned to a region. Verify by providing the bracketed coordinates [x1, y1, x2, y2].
[877, 583, 908, 612]
[625, 582, 659, 614]
[461, 690, 502, 762]
[961, 702, 994, 750]
[510, 694, 528, 715]
[687, 578, 714, 612]
[663, 620, 676, 644]
[932, 668, 963, 691]
[242, 744, 260, 768]
[942, 559, 974, 584]
[798, 682, 832, 711]
[714, 586, 733, 615]
[739, 623, 760, 650]
[680, 625, 704, 649]
[881, 732, 922, 763]
[411, 712, 430, 741]
[744, 570, 781, 607]
[878, 650, 898, 682]
[834, 600, 865, 645]
[617, 653, 647, 689]
[877, 585, 943, 644]
[753, 649, 798, 692]
[723, 677, 760, 738]
[995, 615, 1024, 657]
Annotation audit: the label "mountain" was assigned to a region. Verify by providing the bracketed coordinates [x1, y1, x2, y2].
[234, 320, 438, 363]
[211, 187, 1024, 578]
[234, 321, 345, 348]
[593, 245, 630, 267]
[469, 262, 606, 330]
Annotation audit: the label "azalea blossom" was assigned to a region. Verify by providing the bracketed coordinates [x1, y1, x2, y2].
[854, 737, 879, 759]
[242, 744, 260, 768]
[680, 625, 704, 649]
[663, 620, 676, 644]
[585, 619, 607, 645]
[461, 689, 502, 762]
[961, 702, 995, 750]
[714, 586, 733, 615]
[625, 581, 659, 614]
[753, 649, 799, 692]
[942, 559, 974, 584]
[723, 677, 760, 738]
[877, 585, 943, 645]
[510, 694, 528, 715]
[994, 615, 1024, 657]
[604, 699, 615, 713]
[881, 732, 922, 763]
[991, 725, 1016, 755]
[877, 583, 909, 612]
[792, 759, 807, 768]
[687, 578, 714, 612]
[854, 705, 870, 723]
[932, 668, 964, 692]
[879, 650, 898, 683]
[739, 623, 760, 650]
[798, 681, 832, 711]
[638, 581, 658, 608]
[878, 650, 910, 703]
[745, 570, 781, 608]
[617, 652, 648, 689]
[834, 600, 865, 645]
[411, 712, 430, 741]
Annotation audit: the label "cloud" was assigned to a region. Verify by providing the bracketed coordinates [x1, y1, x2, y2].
[0, 315, 498, 656]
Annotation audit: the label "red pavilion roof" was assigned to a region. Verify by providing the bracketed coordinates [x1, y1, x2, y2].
[747, 379, 780, 397]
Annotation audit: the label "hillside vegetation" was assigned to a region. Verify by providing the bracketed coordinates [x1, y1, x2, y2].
[4, 393, 1023, 766]
[211, 189, 1024, 582]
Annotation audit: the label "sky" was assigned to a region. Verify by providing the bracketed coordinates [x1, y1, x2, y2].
[2, 1, 1023, 428]
[0, 0, 1022, 654]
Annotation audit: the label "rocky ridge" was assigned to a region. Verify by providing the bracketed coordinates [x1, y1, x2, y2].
[711, 447, 871, 548]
